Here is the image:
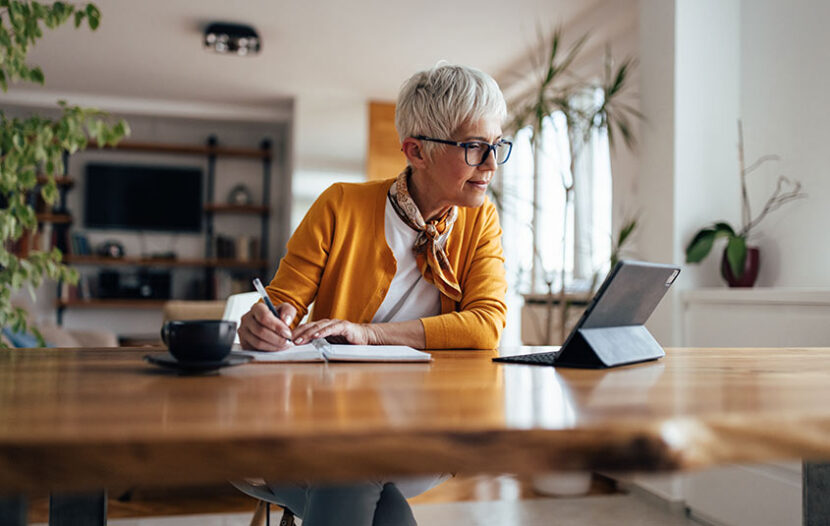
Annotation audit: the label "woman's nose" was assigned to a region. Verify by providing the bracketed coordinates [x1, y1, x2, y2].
[479, 147, 498, 170]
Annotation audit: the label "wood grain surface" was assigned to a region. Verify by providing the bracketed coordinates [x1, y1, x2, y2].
[2, 346, 830, 492]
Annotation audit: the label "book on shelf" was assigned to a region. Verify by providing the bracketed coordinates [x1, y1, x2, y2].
[236, 235, 250, 261]
[70, 232, 91, 256]
[214, 234, 260, 260]
[60, 275, 92, 301]
[11, 224, 63, 255]
[38, 223, 53, 252]
[79, 275, 92, 299]
[214, 235, 236, 259]
[8, 228, 46, 257]
[60, 281, 78, 302]
[213, 271, 256, 300]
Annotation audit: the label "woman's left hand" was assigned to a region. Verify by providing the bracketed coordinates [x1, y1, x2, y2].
[291, 319, 374, 345]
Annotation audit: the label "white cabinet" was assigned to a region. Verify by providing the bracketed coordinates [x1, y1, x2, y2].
[681, 288, 830, 347]
[678, 288, 830, 526]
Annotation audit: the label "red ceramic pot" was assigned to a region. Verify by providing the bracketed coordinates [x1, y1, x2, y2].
[720, 246, 760, 287]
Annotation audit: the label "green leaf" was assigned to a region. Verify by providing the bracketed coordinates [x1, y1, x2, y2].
[29, 66, 44, 84]
[726, 236, 747, 278]
[713, 222, 736, 236]
[74, 10, 85, 28]
[685, 229, 716, 263]
[86, 4, 100, 30]
[0, 25, 11, 48]
[617, 218, 637, 246]
[41, 183, 57, 204]
[11, 271, 22, 290]
[33, 2, 48, 18]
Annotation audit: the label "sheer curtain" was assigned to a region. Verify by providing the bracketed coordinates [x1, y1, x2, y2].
[495, 89, 612, 347]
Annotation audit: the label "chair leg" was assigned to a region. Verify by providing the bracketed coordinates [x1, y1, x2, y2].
[279, 508, 295, 526]
[250, 500, 268, 526]
[251, 500, 294, 526]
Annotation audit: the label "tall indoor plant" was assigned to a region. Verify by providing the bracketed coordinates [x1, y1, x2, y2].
[685, 121, 805, 287]
[0, 0, 128, 346]
[506, 28, 642, 342]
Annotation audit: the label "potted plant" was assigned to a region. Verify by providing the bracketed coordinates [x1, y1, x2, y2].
[1, 1, 129, 346]
[685, 121, 806, 287]
[505, 28, 642, 343]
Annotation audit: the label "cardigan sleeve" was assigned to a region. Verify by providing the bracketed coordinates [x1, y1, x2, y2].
[265, 184, 341, 328]
[420, 202, 508, 349]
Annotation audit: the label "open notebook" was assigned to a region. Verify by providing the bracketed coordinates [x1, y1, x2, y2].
[232, 338, 432, 363]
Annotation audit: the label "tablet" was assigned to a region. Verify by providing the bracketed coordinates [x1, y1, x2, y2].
[494, 260, 680, 368]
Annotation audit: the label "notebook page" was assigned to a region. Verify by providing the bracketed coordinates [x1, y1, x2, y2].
[323, 345, 432, 362]
[232, 343, 324, 362]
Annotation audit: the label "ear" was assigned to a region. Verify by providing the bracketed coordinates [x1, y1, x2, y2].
[401, 137, 428, 170]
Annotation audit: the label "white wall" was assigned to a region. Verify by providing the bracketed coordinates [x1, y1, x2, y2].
[291, 90, 367, 229]
[640, 0, 828, 301]
[674, 0, 741, 283]
[740, 0, 828, 286]
[637, 0, 677, 345]
[632, 0, 741, 502]
[637, 0, 741, 346]
[673, 0, 741, 350]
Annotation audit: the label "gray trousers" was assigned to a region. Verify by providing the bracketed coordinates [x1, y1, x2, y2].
[235, 481, 417, 526]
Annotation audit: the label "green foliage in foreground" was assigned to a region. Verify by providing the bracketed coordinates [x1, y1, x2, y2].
[0, 1, 129, 346]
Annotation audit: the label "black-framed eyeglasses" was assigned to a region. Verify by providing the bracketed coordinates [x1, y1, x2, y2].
[414, 135, 513, 167]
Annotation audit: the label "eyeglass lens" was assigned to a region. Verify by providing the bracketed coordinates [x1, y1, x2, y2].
[464, 142, 511, 166]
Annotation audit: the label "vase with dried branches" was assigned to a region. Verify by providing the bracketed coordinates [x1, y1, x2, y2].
[685, 120, 806, 287]
[505, 28, 642, 343]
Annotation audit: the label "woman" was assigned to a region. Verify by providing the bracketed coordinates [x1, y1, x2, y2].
[237, 63, 511, 526]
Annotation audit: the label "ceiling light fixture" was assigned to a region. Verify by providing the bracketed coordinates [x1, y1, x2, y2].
[203, 22, 261, 56]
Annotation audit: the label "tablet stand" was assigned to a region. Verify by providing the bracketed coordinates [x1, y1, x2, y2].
[553, 325, 665, 368]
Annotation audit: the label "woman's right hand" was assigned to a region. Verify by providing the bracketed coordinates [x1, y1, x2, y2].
[238, 302, 297, 351]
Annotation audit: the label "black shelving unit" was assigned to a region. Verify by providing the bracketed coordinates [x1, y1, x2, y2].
[55, 136, 273, 324]
[203, 135, 272, 299]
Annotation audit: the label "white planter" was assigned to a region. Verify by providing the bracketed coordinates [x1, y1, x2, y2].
[532, 471, 593, 496]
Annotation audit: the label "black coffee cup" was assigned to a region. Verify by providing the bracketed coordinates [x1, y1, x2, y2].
[161, 320, 236, 363]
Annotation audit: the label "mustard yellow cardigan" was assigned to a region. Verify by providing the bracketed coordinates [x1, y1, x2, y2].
[265, 177, 507, 349]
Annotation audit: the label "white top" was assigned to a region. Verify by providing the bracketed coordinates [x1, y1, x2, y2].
[372, 196, 442, 324]
[374, 192, 450, 499]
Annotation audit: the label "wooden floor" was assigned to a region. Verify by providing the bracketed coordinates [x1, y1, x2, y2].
[26, 474, 620, 523]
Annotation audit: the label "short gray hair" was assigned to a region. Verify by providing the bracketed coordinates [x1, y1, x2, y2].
[395, 63, 507, 159]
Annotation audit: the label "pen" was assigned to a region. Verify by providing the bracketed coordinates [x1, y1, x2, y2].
[252, 278, 293, 342]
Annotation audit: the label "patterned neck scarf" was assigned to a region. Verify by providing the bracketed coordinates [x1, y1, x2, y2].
[388, 167, 462, 301]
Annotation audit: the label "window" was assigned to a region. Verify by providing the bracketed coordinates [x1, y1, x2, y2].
[495, 89, 613, 345]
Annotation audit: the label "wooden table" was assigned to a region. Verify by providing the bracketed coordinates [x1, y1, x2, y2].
[1, 346, 830, 524]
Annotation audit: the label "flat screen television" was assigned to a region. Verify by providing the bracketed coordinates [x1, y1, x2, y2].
[84, 163, 203, 232]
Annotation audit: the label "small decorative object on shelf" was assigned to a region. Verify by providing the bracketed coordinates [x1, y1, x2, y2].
[685, 120, 807, 287]
[227, 184, 253, 206]
[97, 240, 125, 259]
